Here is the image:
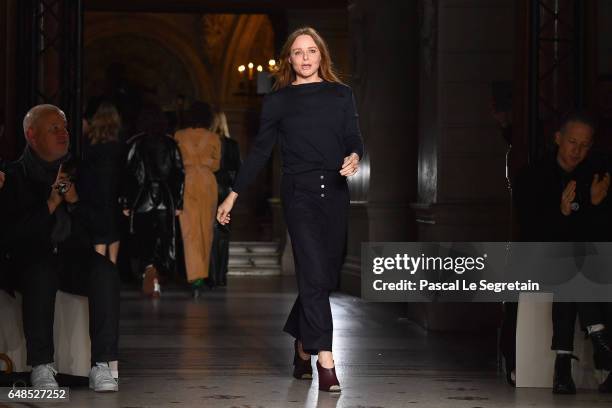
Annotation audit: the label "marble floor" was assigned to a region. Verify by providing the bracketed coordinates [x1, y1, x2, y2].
[7, 276, 612, 408]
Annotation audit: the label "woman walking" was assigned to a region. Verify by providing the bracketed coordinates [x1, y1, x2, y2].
[209, 110, 241, 287]
[217, 27, 363, 392]
[122, 104, 185, 297]
[81, 102, 124, 264]
[175, 102, 221, 297]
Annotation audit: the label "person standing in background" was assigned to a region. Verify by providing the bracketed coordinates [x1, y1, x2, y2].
[209, 110, 241, 287]
[80, 103, 125, 264]
[175, 102, 220, 298]
[122, 104, 185, 297]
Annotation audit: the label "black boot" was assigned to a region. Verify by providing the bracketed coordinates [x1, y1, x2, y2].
[599, 372, 612, 393]
[552, 354, 577, 395]
[505, 368, 515, 387]
[503, 357, 515, 387]
[591, 330, 612, 370]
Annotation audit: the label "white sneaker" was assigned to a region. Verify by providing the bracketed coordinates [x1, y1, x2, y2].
[89, 362, 118, 392]
[31, 363, 59, 389]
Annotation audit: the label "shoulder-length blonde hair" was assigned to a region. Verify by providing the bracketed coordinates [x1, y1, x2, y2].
[89, 102, 121, 144]
[272, 27, 343, 91]
[211, 111, 230, 138]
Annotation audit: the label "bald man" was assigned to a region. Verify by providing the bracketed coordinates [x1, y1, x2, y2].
[0, 105, 119, 392]
[511, 112, 612, 394]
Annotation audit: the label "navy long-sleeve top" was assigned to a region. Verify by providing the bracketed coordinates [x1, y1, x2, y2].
[232, 81, 364, 195]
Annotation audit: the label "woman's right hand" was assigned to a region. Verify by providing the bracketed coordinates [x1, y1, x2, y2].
[217, 192, 238, 225]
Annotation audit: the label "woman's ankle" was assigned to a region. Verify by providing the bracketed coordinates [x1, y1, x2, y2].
[317, 351, 334, 369]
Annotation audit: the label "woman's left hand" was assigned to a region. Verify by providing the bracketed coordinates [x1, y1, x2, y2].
[217, 192, 238, 225]
[340, 153, 360, 177]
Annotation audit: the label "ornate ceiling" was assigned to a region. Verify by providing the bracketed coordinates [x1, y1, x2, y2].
[84, 0, 347, 13]
[84, 12, 275, 107]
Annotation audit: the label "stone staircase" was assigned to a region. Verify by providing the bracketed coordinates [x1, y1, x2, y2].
[228, 241, 282, 276]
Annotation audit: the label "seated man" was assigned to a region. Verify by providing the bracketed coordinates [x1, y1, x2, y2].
[513, 112, 612, 394]
[0, 104, 119, 392]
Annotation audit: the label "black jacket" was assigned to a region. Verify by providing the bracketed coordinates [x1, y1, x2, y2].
[121, 133, 185, 214]
[514, 152, 610, 242]
[0, 158, 97, 269]
[79, 141, 125, 241]
[216, 137, 241, 203]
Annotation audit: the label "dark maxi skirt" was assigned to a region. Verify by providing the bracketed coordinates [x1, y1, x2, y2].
[281, 169, 349, 354]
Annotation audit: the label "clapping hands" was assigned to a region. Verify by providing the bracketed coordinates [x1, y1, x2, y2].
[561, 181, 576, 216]
[560, 172, 611, 216]
[591, 172, 611, 206]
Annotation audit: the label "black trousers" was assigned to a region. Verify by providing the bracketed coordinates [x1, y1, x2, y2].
[281, 171, 349, 354]
[500, 302, 517, 371]
[500, 301, 578, 369]
[551, 302, 578, 351]
[578, 303, 612, 328]
[133, 210, 174, 276]
[16, 250, 120, 366]
[209, 222, 230, 286]
[551, 303, 612, 350]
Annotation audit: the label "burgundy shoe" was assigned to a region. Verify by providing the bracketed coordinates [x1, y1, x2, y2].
[316, 361, 341, 392]
[293, 340, 312, 380]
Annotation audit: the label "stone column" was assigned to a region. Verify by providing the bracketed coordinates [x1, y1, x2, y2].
[414, 0, 514, 242]
[341, 0, 420, 294]
[410, 0, 515, 331]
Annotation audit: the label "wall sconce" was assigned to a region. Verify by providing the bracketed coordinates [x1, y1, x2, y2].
[236, 59, 277, 96]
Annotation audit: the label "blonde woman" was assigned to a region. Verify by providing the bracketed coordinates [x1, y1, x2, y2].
[209, 110, 241, 287]
[217, 27, 363, 392]
[82, 102, 124, 264]
[211, 110, 230, 139]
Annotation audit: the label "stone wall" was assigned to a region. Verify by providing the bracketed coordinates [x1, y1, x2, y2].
[414, 0, 514, 242]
